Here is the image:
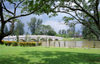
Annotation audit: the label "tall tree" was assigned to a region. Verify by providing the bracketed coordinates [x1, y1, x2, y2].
[67, 29, 73, 37]
[28, 17, 42, 35]
[69, 23, 76, 37]
[0, 0, 54, 44]
[59, 29, 67, 35]
[14, 21, 24, 35]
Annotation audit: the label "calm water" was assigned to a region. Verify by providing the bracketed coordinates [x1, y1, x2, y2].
[42, 41, 100, 48]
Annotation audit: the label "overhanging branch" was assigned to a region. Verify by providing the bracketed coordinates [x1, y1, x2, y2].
[15, 0, 24, 9]
[73, 0, 98, 23]
[3, 2, 14, 15]
[6, 11, 36, 22]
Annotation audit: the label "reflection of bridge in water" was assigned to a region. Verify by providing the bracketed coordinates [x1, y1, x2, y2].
[42, 41, 100, 48]
[3, 35, 63, 41]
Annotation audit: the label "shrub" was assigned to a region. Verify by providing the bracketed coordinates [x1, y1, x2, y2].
[18, 41, 41, 46]
[2, 40, 41, 47]
[2, 41, 14, 46]
[12, 41, 18, 46]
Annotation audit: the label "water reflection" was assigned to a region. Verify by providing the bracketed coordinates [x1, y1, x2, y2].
[42, 41, 100, 48]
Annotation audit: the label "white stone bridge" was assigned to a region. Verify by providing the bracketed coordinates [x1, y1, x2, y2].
[3, 35, 63, 41]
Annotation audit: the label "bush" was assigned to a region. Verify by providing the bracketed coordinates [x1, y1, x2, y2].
[12, 41, 18, 46]
[2, 41, 14, 46]
[2, 40, 41, 47]
[18, 41, 41, 46]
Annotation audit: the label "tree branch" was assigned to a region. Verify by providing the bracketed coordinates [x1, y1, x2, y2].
[55, 10, 82, 23]
[15, 0, 24, 9]
[3, 2, 14, 15]
[14, 0, 25, 16]
[73, 0, 98, 23]
[59, 5, 82, 11]
[74, 11, 92, 26]
[6, 10, 36, 22]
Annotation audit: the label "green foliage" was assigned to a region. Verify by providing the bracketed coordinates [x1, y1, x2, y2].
[59, 29, 67, 35]
[12, 21, 24, 35]
[12, 41, 18, 46]
[18, 42, 41, 46]
[62, 38, 84, 41]
[56, 34, 68, 38]
[20, 0, 55, 15]
[63, 16, 74, 25]
[48, 38, 53, 41]
[2, 41, 17, 46]
[47, 30, 56, 36]
[82, 26, 97, 40]
[2, 40, 41, 46]
[28, 17, 42, 35]
[35, 25, 56, 36]
[40, 38, 47, 41]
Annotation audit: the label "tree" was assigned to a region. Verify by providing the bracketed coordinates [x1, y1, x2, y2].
[58, 29, 67, 38]
[28, 17, 42, 35]
[0, 0, 54, 44]
[39, 0, 100, 40]
[67, 29, 73, 37]
[75, 30, 81, 37]
[69, 23, 76, 37]
[4, 25, 8, 34]
[14, 21, 24, 35]
[82, 26, 96, 40]
[35, 25, 56, 36]
[47, 30, 56, 36]
[59, 29, 67, 35]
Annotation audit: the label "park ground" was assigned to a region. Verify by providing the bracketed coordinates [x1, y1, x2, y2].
[0, 45, 100, 64]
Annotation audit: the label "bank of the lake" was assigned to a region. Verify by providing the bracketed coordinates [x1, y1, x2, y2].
[62, 38, 86, 41]
[0, 45, 100, 64]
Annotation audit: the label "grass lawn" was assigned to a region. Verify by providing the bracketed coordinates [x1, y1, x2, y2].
[62, 38, 86, 41]
[0, 45, 100, 64]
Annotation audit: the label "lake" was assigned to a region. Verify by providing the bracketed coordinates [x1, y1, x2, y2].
[42, 41, 100, 48]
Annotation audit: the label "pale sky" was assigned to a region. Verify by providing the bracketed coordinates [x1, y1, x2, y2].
[4, 2, 82, 34]
[19, 13, 82, 34]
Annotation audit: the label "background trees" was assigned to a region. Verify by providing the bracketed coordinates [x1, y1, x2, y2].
[28, 17, 56, 36]
[28, 17, 42, 35]
[35, 25, 56, 36]
[59, 29, 67, 35]
[14, 21, 24, 35]
[82, 26, 96, 40]
[57, 29, 67, 38]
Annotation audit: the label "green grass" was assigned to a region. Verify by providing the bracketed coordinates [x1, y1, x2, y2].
[62, 38, 86, 41]
[0, 45, 100, 64]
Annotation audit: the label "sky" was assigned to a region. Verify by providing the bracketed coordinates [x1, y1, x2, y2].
[19, 13, 82, 34]
[3, 1, 82, 34]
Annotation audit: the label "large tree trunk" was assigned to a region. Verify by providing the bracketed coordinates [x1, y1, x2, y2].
[0, 35, 4, 44]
